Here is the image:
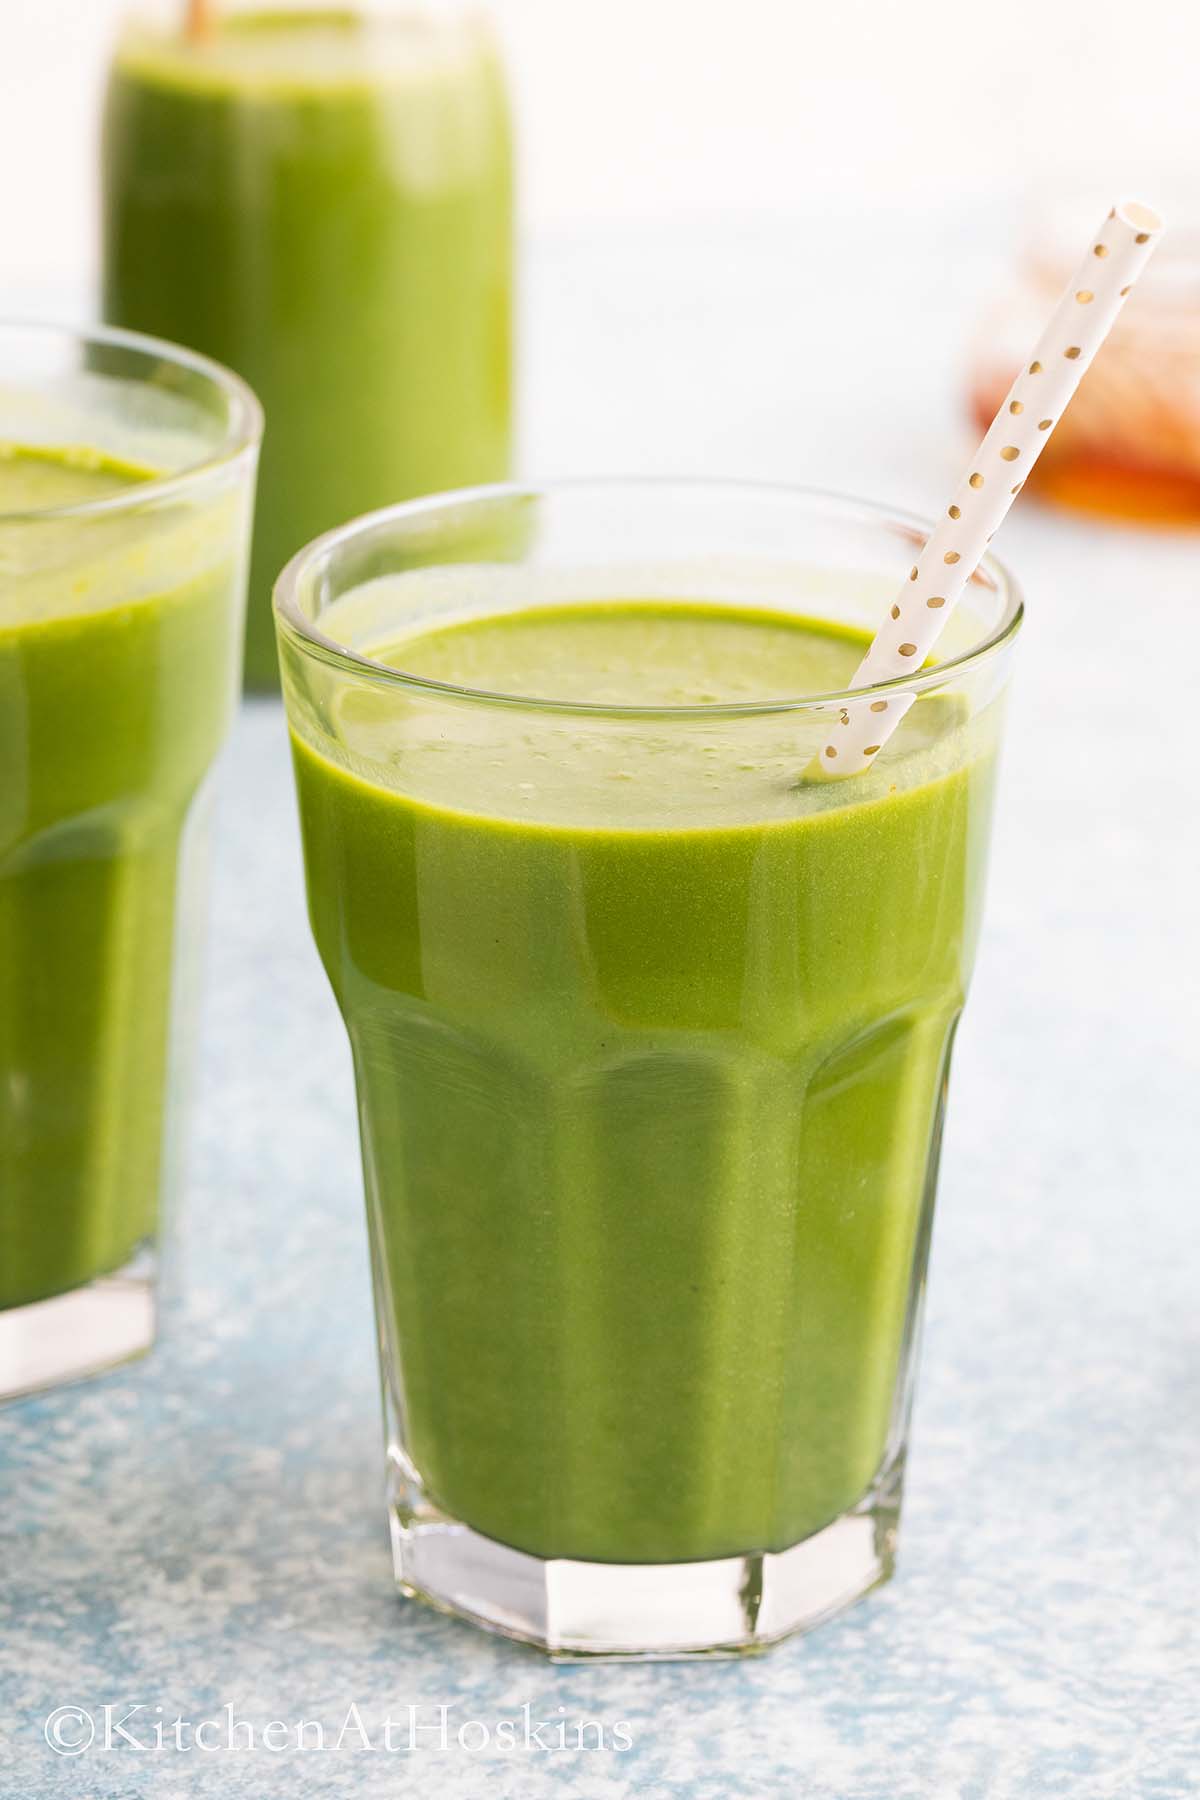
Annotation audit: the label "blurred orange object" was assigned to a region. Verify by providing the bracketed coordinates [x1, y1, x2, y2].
[970, 222, 1200, 527]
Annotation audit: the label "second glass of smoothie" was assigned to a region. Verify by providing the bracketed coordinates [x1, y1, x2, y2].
[275, 481, 1021, 1658]
[101, 0, 514, 690]
[0, 324, 260, 1402]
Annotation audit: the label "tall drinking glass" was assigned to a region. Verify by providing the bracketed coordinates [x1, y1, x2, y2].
[275, 481, 1021, 1658]
[0, 323, 261, 1401]
[102, 0, 514, 690]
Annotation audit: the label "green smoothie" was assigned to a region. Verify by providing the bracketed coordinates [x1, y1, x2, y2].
[289, 594, 1000, 1564]
[101, 7, 513, 690]
[0, 447, 242, 1313]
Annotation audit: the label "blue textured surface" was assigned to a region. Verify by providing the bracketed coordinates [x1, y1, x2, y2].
[2, 230, 1198, 1798]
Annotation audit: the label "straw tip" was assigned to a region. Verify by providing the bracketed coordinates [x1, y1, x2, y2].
[1115, 199, 1165, 237]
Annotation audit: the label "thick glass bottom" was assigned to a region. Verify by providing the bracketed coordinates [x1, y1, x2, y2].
[0, 1248, 155, 1404]
[388, 1451, 901, 1661]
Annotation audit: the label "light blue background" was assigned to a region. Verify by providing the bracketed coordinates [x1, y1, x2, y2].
[1, 230, 1196, 1798]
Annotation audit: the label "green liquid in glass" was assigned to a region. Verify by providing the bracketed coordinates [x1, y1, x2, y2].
[291, 598, 999, 1562]
[102, 8, 514, 689]
[0, 448, 239, 1311]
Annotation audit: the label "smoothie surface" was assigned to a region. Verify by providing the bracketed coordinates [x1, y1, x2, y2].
[373, 600, 865, 706]
[0, 442, 153, 513]
[113, 7, 500, 99]
[0, 444, 240, 634]
[309, 591, 971, 831]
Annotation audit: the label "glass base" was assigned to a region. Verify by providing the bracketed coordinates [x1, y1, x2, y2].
[388, 1456, 901, 1661]
[0, 1250, 156, 1405]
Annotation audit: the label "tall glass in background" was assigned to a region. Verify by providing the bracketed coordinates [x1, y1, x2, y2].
[276, 482, 1021, 1658]
[101, 0, 515, 690]
[0, 324, 261, 1401]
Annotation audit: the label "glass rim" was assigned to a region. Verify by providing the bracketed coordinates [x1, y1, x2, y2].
[274, 477, 1025, 719]
[0, 319, 263, 525]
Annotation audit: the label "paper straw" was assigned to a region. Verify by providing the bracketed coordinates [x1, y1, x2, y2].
[185, 0, 216, 40]
[809, 199, 1164, 782]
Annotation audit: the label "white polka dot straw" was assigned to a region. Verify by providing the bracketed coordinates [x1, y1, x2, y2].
[810, 199, 1164, 782]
